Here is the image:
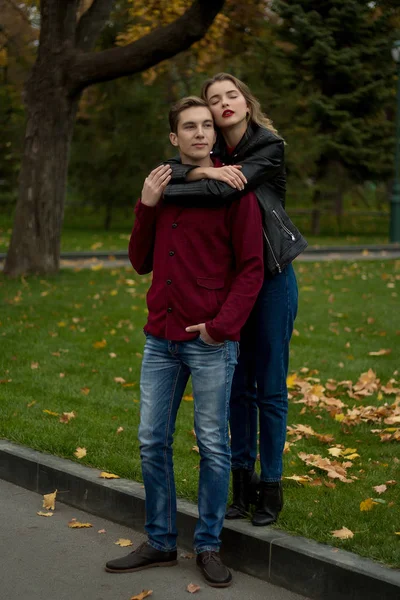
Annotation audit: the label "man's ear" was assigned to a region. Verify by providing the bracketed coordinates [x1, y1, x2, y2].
[169, 132, 179, 147]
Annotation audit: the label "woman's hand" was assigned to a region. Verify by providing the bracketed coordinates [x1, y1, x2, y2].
[141, 164, 172, 207]
[188, 165, 247, 190]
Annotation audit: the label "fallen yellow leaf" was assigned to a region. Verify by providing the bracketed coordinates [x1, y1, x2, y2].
[331, 527, 354, 540]
[93, 339, 107, 349]
[59, 411, 76, 424]
[43, 490, 57, 510]
[368, 349, 392, 356]
[115, 538, 133, 547]
[43, 409, 59, 417]
[74, 447, 87, 459]
[81, 387, 90, 395]
[27, 401, 36, 408]
[99, 472, 120, 479]
[37, 511, 54, 517]
[187, 583, 201, 594]
[360, 498, 378, 512]
[130, 591, 153, 600]
[283, 475, 312, 484]
[68, 519, 93, 528]
[183, 395, 193, 402]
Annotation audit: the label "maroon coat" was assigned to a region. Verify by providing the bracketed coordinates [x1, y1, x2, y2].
[129, 185, 263, 342]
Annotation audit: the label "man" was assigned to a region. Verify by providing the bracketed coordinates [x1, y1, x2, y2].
[105, 97, 263, 588]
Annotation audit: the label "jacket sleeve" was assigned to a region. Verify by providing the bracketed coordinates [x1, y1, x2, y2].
[164, 157, 198, 183]
[162, 137, 284, 206]
[128, 200, 157, 275]
[205, 193, 264, 342]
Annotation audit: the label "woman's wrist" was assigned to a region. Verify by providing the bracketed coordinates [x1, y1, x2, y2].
[186, 167, 209, 181]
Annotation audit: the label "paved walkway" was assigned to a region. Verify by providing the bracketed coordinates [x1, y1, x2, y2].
[1, 479, 308, 600]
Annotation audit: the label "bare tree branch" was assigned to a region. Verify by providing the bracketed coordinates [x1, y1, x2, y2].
[76, 0, 114, 52]
[69, 0, 225, 94]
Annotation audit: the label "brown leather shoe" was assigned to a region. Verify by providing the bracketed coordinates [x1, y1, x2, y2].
[105, 541, 177, 573]
[196, 551, 232, 587]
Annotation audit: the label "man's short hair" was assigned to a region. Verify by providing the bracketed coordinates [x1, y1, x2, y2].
[169, 96, 210, 134]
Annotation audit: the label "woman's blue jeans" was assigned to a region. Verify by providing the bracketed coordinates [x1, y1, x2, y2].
[139, 334, 238, 553]
[230, 264, 298, 482]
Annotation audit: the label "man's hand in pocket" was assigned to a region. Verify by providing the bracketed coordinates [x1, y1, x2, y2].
[185, 323, 220, 345]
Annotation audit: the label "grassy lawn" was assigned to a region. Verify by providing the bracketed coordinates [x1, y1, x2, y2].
[0, 260, 399, 567]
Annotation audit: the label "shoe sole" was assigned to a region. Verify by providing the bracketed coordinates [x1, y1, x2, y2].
[105, 560, 178, 573]
[197, 565, 233, 588]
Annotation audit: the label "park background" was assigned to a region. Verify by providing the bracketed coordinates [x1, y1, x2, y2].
[0, 0, 400, 570]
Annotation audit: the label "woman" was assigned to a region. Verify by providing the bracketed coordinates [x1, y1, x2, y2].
[163, 73, 307, 526]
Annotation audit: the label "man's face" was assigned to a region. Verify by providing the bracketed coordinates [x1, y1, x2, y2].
[169, 106, 216, 163]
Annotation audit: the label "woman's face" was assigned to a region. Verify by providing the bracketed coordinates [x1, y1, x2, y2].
[205, 80, 249, 130]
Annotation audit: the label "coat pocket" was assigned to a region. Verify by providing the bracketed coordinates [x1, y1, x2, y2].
[196, 278, 225, 313]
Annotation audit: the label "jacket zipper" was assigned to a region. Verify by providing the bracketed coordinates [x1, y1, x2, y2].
[263, 227, 281, 273]
[272, 210, 295, 241]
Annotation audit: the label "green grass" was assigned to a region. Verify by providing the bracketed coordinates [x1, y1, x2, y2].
[0, 261, 399, 567]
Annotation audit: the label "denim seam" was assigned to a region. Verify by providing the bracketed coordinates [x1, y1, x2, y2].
[163, 361, 182, 546]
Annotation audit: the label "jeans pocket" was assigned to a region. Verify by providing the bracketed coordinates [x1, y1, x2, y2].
[198, 335, 224, 348]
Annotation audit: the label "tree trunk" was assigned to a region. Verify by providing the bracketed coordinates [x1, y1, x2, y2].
[4, 0, 225, 276]
[4, 68, 79, 275]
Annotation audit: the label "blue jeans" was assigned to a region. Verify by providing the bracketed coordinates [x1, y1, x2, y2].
[230, 264, 298, 482]
[139, 334, 238, 553]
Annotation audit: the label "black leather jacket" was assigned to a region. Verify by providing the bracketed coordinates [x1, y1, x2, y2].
[163, 122, 307, 276]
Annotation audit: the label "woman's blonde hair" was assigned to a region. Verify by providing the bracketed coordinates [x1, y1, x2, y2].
[201, 73, 279, 136]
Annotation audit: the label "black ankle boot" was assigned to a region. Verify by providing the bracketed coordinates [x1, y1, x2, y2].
[225, 469, 260, 519]
[251, 481, 283, 526]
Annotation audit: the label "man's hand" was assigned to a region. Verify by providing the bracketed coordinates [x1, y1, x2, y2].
[201, 165, 247, 190]
[141, 164, 172, 207]
[185, 323, 221, 345]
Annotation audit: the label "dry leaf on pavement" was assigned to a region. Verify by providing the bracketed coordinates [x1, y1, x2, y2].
[43, 490, 57, 510]
[68, 519, 93, 528]
[115, 538, 133, 547]
[99, 471, 120, 479]
[130, 590, 153, 600]
[331, 527, 354, 540]
[98, 529, 106, 534]
[37, 511, 54, 517]
[187, 583, 201, 594]
[74, 447, 87, 459]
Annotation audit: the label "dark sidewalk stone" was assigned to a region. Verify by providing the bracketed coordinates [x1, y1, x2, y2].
[1, 440, 399, 600]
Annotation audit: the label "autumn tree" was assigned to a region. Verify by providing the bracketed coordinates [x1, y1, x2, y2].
[4, 0, 225, 276]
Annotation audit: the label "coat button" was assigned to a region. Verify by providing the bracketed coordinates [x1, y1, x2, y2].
[167, 307, 172, 313]
[172, 223, 178, 228]
[167, 279, 172, 285]
[169, 251, 175, 256]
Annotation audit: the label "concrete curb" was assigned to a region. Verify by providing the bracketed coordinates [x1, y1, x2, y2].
[0, 440, 399, 599]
